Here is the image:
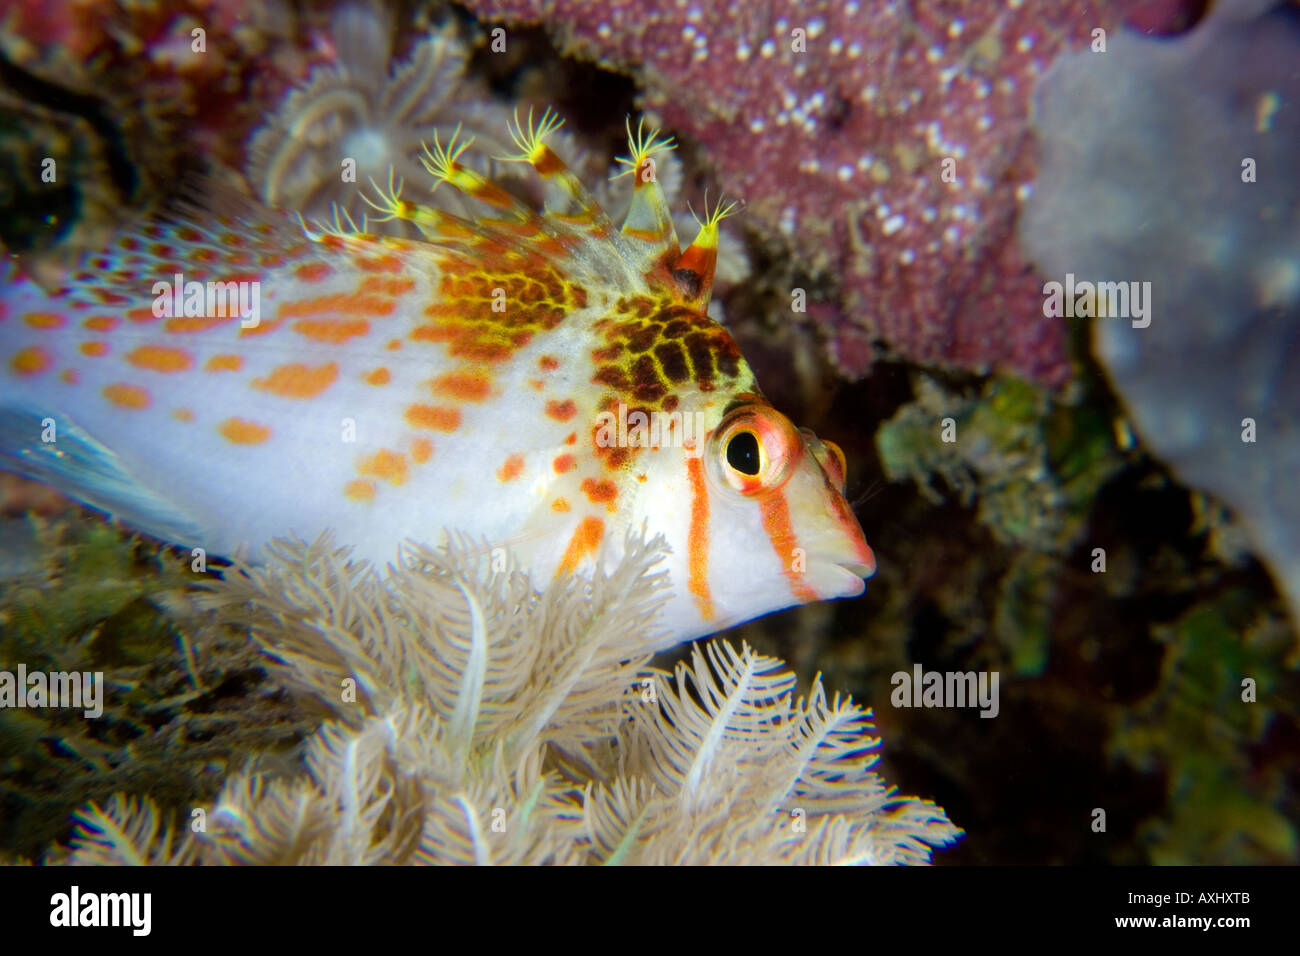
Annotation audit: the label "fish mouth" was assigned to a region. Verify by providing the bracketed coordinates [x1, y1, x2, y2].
[794, 534, 875, 601]
[839, 560, 876, 579]
[799, 533, 876, 600]
[810, 559, 874, 599]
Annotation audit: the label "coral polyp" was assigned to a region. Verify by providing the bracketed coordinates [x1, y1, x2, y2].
[246, 4, 514, 232]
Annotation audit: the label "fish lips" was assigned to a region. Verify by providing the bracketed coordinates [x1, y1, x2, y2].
[811, 550, 876, 600]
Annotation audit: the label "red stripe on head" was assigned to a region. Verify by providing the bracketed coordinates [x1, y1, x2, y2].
[686, 456, 715, 621]
[760, 489, 818, 603]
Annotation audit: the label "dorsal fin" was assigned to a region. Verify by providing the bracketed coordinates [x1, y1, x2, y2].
[335, 109, 740, 310]
[495, 107, 616, 235]
[47, 178, 328, 311]
[359, 131, 545, 240]
[613, 117, 680, 267]
[672, 194, 740, 312]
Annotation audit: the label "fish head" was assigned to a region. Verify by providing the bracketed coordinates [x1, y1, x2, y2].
[626, 389, 876, 645]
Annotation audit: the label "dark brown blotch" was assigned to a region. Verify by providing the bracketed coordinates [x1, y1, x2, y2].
[631, 355, 666, 402]
[626, 324, 659, 353]
[685, 331, 716, 383]
[655, 341, 690, 382]
[594, 365, 630, 390]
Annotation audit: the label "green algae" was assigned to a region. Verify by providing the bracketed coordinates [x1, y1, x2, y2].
[875, 373, 1123, 555]
[851, 368, 1300, 864]
[1111, 590, 1298, 864]
[0, 514, 312, 861]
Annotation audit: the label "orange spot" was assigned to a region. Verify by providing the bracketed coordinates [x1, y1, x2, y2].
[581, 477, 618, 505]
[218, 417, 272, 444]
[345, 479, 376, 502]
[252, 362, 338, 399]
[102, 383, 151, 410]
[558, 517, 605, 575]
[546, 399, 577, 422]
[429, 370, 492, 402]
[528, 379, 544, 391]
[410, 320, 459, 342]
[356, 254, 403, 273]
[293, 318, 371, 344]
[172, 408, 195, 423]
[11, 346, 51, 376]
[497, 454, 524, 482]
[80, 341, 109, 357]
[450, 340, 511, 364]
[278, 292, 394, 320]
[686, 457, 715, 621]
[386, 339, 403, 351]
[553, 453, 575, 474]
[411, 437, 433, 464]
[24, 311, 64, 329]
[405, 404, 461, 432]
[636, 473, 647, 483]
[365, 367, 391, 386]
[126, 307, 159, 324]
[552, 497, 571, 513]
[205, 354, 243, 372]
[360, 276, 416, 296]
[359, 448, 408, 485]
[60, 369, 79, 385]
[127, 344, 193, 373]
[239, 317, 285, 338]
[540, 355, 560, 371]
[295, 261, 333, 282]
[83, 316, 118, 332]
[566, 432, 577, 445]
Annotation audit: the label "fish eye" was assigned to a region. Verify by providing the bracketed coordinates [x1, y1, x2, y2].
[726, 431, 761, 475]
[708, 404, 801, 496]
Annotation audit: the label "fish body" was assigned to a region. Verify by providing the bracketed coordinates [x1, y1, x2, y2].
[0, 112, 874, 646]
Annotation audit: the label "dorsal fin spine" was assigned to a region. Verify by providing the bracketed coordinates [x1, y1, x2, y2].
[497, 107, 613, 234]
[615, 117, 679, 258]
[674, 196, 741, 310]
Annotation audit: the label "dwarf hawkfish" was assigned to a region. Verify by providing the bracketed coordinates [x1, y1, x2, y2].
[0, 110, 874, 646]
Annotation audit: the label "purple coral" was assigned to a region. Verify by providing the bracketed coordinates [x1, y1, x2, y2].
[1019, 0, 1300, 627]
[463, 0, 1142, 385]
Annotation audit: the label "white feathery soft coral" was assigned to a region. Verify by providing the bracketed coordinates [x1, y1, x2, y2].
[245, 2, 516, 234]
[49, 532, 960, 866]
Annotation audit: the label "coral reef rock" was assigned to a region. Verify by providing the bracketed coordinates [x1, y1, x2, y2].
[464, 0, 1145, 385]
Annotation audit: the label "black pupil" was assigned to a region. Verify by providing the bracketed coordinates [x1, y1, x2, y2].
[726, 431, 761, 476]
